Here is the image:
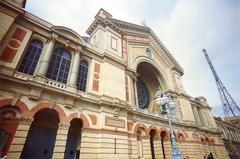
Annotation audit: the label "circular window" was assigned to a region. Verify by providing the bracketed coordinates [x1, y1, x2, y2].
[137, 79, 149, 109]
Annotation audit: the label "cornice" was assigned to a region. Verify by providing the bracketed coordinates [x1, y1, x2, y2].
[109, 18, 184, 75]
[0, 0, 25, 13]
[86, 16, 122, 35]
[110, 18, 150, 34]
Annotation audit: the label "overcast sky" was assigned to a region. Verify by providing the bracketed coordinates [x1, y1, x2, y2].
[25, 0, 240, 117]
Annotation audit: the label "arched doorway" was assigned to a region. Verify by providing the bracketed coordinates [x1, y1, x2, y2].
[20, 108, 59, 159]
[64, 118, 83, 159]
[0, 106, 21, 157]
[160, 131, 167, 159]
[136, 62, 166, 113]
[149, 129, 156, 159]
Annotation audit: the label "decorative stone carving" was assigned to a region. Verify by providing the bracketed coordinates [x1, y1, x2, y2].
[64, 97, 74, 108]
[64, 40, 70, 48]
[146, 48, 152, 59]
[19, 116, 33, 125]
[58, 123, 70, 130]
[88, 114, 97, 125]
[74, 46, 83, 53]
[28, 87, 43, 101]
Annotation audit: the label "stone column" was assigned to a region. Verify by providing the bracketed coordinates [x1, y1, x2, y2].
[208, 110, 218, 128]
[197, 108, 206, 126]
[52, 123, 70, 159]
[69, 48, 81, 86]
[133, 76, 139, 108]
[8, 117, 33, 159]
[38, 34, 57, 76]
[129, 75, 135, 107]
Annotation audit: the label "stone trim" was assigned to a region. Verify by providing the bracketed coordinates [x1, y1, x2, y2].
[0, 98, 29, 116]
[88, 114, 97, 125]
[29, 102, 67, 122]
[133, 123, 148, 135]
[105, 116, 125, 128]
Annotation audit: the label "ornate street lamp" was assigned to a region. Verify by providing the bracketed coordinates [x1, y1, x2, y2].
[155, 90, 182, 159]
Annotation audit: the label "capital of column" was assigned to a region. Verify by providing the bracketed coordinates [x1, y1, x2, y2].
[74, 46, 83, 53]
[19, 116, 33, 125]
[131, 73, 139, 81]
[58, 122, 70, 130]
[48, 33, 58, 42]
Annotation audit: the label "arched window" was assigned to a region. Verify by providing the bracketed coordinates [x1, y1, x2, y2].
[137, 79, 149, 109]
[47, 48, 71, 83]
[77, 61, 88, 91]
[18, 40, 43, 75]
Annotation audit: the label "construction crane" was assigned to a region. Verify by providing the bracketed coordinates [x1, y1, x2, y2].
[203, 49, 240, 117]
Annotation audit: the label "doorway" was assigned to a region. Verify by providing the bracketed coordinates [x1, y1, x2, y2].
[64, 118, 83, 159]
[20, 108, 59, 159]
[0, 106, 20, 157]
[160, 131, 167, 159]
[149, 129, 156, 159]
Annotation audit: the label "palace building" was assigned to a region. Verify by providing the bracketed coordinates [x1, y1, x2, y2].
[0, 0, 229, 159]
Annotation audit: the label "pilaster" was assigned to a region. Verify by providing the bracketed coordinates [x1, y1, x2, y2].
[52, 123, 70, 159]
[69, 47, 81, 86]
[8, 117, 33, 159]
[38, 33, 57, 76]
[193, 106, 201, 125]
[133, 76, 139, 108]
[142, 137, 151, 158]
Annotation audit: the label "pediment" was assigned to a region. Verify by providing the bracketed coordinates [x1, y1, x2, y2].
[51, 26, 85, 45]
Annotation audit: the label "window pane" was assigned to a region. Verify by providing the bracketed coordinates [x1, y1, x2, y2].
[77, 61, 88, 91]
[47, 48, 71, 84]
[18, 40, 43, 75]
[137, 79, 149, 109]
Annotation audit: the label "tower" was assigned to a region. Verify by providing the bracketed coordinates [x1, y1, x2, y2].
[203, 49, 240, 117]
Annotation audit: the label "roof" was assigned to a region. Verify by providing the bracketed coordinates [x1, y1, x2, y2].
[86, 9, 184, 75]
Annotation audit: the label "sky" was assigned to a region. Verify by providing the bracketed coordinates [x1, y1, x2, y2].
[25, 0, 240, 117]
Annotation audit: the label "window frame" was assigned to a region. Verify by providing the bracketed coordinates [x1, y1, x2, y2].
[46, 47, 71, 84]
[137, 79, 150, 109]
[76, 60, 89, 91]
[18, 39, 44, 75]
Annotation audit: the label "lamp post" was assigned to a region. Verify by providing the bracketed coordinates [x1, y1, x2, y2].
[155, 90, 182, 159]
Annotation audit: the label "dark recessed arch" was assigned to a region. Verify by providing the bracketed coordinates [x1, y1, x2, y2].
[136, 62, 165, 110]
[64, 118, 83, 159]
[21, 108, 60, 159]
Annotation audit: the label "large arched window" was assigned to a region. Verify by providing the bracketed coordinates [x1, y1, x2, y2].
[137, 79, 149, 109]
[47, 48, 71, 83]
[18, 40, 43, 75]
[77, 60, 88, 91]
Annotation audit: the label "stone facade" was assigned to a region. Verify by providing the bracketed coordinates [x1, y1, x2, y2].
[0, 0, 229, 159]
[215, 117, 240, 159]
